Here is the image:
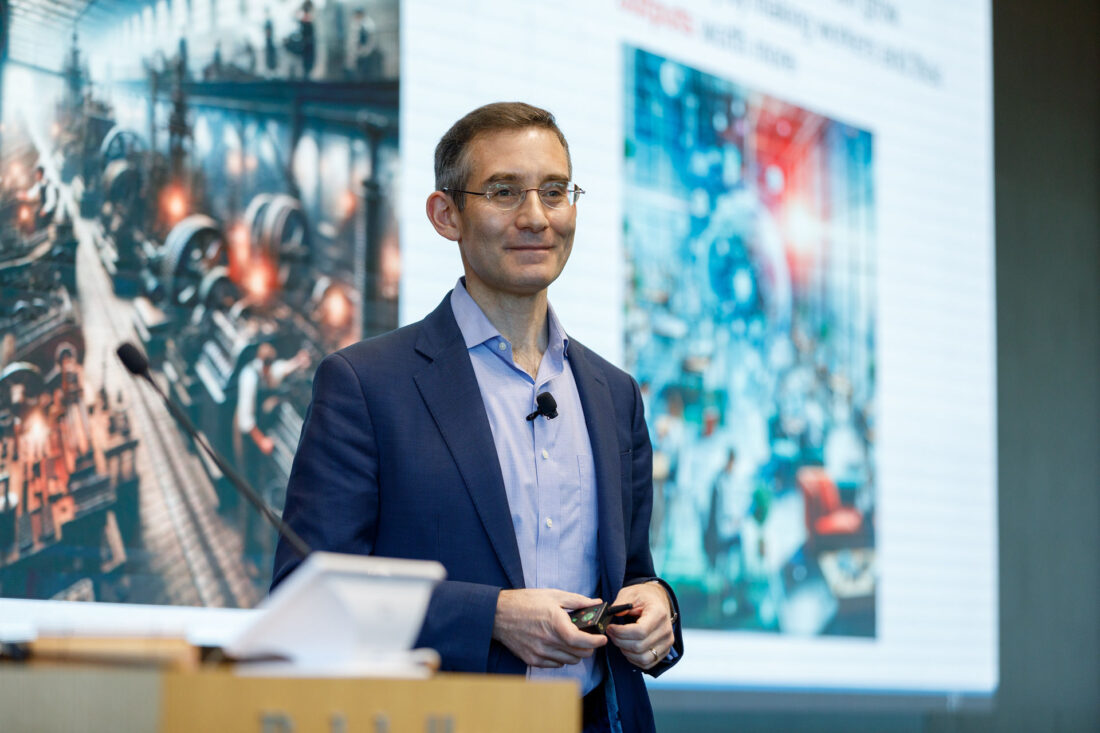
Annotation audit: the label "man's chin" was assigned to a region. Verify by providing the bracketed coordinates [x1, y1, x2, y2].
[513, 266, 567, 293]
[503, 278, 559, 298]
[469, 273, 562, 300]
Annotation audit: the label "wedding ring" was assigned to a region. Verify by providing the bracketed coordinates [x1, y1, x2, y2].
[650, 647, 660, 662]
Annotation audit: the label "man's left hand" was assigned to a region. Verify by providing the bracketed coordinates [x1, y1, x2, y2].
[604, 582, 676, 671]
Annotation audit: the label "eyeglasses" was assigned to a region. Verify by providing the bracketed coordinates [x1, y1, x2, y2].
[444, 182, 585, 210]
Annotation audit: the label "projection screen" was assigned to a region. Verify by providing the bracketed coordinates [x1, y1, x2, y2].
[0, 0, 995, 709]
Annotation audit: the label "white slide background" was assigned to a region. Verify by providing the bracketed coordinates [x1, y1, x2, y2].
[400, 0, 996, 696]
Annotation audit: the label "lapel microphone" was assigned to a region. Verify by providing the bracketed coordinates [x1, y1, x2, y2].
[525, 391, 558, 421]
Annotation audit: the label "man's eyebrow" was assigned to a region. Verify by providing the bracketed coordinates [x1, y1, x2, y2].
[482, 172, 521, 184]
[481, 172, 571, 185]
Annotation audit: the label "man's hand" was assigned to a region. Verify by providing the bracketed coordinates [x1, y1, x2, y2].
[493, 589, 608, 668]
[605, 582, 676, 671]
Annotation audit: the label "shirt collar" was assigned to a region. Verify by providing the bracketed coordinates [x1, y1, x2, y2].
[449, 278, 570, 358]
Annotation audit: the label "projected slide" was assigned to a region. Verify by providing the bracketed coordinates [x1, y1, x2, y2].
[401, 0, 996, 701]
[623, 46, 876, 637]
[2, 0, 997, 707]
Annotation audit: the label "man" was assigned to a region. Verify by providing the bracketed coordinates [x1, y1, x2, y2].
[345, 7, 380, 79]
[262, 10, 278, 76]
[236, 342, 311, 461]
[273, 102, 683, 732]
[237, 341, 310, 558]
[21, 166, 58, 231]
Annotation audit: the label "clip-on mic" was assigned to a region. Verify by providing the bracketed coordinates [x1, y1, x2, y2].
[525, 391, 558, 421]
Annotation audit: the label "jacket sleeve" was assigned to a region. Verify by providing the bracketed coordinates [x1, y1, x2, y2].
[414, 580, 506, 673]
[622, 376, 684, 677]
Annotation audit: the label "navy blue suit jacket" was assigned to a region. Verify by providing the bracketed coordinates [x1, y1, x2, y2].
[273, 293, 683, 732]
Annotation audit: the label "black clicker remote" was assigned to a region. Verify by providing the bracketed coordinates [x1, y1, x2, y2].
[569, 602, 636, 634]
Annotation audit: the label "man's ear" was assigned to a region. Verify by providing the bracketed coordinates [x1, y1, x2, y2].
[426, 191, 461, 242]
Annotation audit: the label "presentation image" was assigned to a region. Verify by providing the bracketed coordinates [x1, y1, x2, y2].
[0, 0, 399, 608]
[624, 46, 876, 637]
[1, 0, 998, 709]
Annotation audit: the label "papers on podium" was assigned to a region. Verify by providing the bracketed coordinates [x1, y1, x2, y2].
[225, 552, 445, 677]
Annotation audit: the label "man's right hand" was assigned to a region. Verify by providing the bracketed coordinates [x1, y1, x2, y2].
[492, 589, 608, 668]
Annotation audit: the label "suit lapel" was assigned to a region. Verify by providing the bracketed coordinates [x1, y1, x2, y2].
[412, 297, 526, 590]
[569, 343, 627, 597]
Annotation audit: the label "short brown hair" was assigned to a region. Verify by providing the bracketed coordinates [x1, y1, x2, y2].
[434, 102, 571, 209]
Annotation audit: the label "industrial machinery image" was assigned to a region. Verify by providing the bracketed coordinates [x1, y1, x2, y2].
[0, 0, 399, 605]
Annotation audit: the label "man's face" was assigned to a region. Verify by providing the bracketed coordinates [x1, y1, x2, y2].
[451, 127, 576, 300]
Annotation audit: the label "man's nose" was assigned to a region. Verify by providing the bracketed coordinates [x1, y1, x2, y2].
[514, 190, 550, 230]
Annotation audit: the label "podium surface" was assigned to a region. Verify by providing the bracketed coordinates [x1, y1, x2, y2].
[0, 664, 580, 732]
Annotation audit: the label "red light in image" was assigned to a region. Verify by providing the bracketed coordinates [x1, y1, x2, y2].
[243, 258, 278, 301]
[227, 222, 249, 280]
[321, 286, 352, 329]
[161, 185, 189, 224]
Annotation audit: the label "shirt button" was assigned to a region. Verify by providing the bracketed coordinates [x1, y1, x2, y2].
[541, 449, 549, 459]
[545, 517, 553, 529]
[497, 341, 507, 351]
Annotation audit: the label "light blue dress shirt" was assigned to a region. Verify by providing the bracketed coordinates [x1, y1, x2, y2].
[450, 280, 601, 694]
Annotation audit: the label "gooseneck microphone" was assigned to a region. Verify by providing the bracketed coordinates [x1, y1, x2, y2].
[525, 391, 559, 421]
[116, 342, 153, 379]
[116, 342, 312, 559]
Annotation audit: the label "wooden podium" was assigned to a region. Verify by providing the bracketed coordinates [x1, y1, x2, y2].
[0, 664, 580, 732]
